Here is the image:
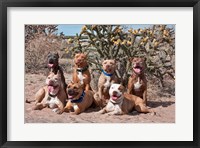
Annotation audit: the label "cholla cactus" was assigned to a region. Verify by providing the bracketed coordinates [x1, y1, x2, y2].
[67, 25, 175, 87]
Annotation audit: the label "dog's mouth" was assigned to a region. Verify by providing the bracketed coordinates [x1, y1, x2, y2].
[133, 65, 143, 74]
[111, 94, 121, 100]
[104, 67, 114, 74]
[48, 85, 59, 93]
[48, 63, 55, 68]
[67, 91, 79, 99]
[48, 59, 58, 68]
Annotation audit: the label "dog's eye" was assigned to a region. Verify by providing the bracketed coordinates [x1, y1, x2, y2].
[48, 77, 51, 79]
[73, 87, 78, 89]
[54, 78, 58, 81]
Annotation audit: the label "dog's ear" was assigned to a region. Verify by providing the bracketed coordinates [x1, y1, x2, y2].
[129, 57, 136, 62]
[118, 84, 125, 93]
[56, 52, 59, 58]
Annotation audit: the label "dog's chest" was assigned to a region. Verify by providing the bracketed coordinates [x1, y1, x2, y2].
[77, 72, 85, 84]
[71, 103, 79, 111]
[104, 76, 111, 88]
[46, 96, 60, 109]
[106, 101, 122, 112]
[134, 77, 143, 90]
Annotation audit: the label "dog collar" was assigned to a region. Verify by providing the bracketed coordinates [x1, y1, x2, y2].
[48, 93, 58, 98]
[102, 69, 113, 77]
[77, 65, 89, 73]
[71, 91, 85, 103]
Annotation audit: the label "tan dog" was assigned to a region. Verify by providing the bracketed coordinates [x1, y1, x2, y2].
[99, 83, 154, 115]
[94, 59, 119, 108]
[33, 70, 67, 114]
[127, 57, 147, 105]
[63, 82, 94, 115]
[72, 53, 91, 91]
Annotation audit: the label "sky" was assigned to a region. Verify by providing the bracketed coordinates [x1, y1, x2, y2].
[57, 24, 175, 36]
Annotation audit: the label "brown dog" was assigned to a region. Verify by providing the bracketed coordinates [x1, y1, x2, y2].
[127, 57, 147, 105]
[63, 82, 94, 115]
[99, 84, 154, 115]
[72, 53, 91, 91]
[33, 70, 67, 114]
[94, 59, 119, 108]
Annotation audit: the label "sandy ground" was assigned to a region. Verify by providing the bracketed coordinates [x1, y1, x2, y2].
[25, 73, 175, 123]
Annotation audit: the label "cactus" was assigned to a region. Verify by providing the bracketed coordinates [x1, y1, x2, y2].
[67, 25, 175, 87]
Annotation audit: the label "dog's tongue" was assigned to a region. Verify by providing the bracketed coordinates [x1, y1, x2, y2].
[48, 86, 54, 92]
[68, 95, 73, 99]
[134, 68, 141, 73]
[48, 64, 54, 68]
[112, 95, 118, 100]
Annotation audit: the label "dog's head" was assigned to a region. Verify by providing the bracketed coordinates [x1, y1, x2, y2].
[67, 82, 83, 100]
[131, 57, 146, 75]
[102, 59, 116, 74]
[109, 83, 125, 102]
[47, 52, 59, 68]
[74, 53, 88, 68]
[46, 71, 61, 96]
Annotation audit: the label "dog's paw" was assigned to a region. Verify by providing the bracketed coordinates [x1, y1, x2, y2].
[52, 108, 62, 114]
[149, 111, 156, 116]
[131, 110, 139, 115]
[98, 109, 106, 114]
[70, 112, 79, 115]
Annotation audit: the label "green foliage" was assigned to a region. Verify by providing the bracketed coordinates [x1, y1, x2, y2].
[67, 25, 175, 87]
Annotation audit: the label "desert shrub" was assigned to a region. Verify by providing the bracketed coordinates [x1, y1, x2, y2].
[25, 25, 70, 73]
[66, 25, 175, 87]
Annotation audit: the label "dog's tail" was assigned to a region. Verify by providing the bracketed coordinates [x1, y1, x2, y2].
[25, 99, 35, 104]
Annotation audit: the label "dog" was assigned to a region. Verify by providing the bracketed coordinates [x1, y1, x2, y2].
[94, 59, 119, 108]
[72, 53, 91, 91]
[127, 57, 147, 105]
[99, 83, 154, 115]
[47, 51, 67, 89]
[33, 70, 67, 114]
[63, 82, 94, 115]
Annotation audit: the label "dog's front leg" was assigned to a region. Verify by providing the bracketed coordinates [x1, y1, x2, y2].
[143, 89, 147, 105]
[35, 87, 46, 104]
[70, 105, 81, 115]
[98, 107, 107, 114]
[85, 83, 90, 91]
[127, 78, 134, 94]
[33, 103, 47, 110]
[54, 99, 64, 114]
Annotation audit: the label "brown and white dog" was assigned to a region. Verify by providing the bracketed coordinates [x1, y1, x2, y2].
[63, 82, 94, 115]
[33, 70, 67, 114]
[94, 59, 119, 108]
[72, 53, 91, 91]
[127, 57, 147, 105]
[99, 83, 154, 115]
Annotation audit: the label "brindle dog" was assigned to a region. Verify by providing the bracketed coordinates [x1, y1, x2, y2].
[47, 52, 67, 90]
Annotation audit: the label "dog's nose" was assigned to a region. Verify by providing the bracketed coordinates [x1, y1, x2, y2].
[112, 91, 118, 95]
[106, 65, 110, 68]
[49, 59, 54, 63]
[68, 89, 73, 94]
[48, 80, 54, 85]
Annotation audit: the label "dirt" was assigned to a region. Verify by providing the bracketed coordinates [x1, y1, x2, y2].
[25, 73, 175, 123]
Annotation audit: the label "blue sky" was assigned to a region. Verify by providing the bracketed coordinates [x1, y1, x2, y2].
[57, 24, 175, 36]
